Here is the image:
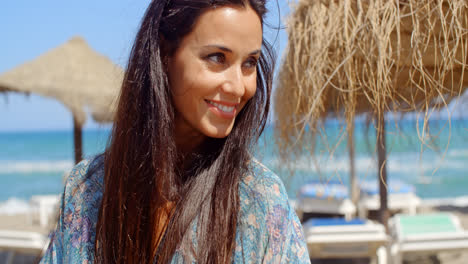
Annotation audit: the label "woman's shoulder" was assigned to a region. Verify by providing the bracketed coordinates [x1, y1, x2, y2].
[234, 159, 310, 263]
[240, 158, 290, 205]
[60, 154, 105, 218]
[39, 156, 105, 263]
[238, 158, 293, 221]
[63, 155, 105, 197]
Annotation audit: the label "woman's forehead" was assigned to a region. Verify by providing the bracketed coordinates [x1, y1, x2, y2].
[181, 5, 263, 53]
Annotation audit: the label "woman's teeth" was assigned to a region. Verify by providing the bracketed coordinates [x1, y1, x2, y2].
[207, 100, 235, 113]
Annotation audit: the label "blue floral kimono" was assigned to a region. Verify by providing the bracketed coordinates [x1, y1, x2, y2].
[40, 156, 310, 263]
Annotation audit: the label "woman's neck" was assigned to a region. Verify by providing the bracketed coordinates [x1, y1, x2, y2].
[174, 125, 206, 156]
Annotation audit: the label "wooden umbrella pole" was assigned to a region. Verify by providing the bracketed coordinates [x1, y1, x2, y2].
[73, 115, 83, 164]
[377, 113, 389, 229]
[348, 121, 358, 205]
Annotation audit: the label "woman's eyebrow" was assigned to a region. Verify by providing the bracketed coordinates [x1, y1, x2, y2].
[202, 45, 261, 56]
[203, 45, 233, 53]
[249, 50, 261, 56]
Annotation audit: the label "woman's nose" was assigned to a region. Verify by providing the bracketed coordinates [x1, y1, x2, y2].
[221, 65, 245, 97]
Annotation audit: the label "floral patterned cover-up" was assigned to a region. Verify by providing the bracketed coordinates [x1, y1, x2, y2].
[40, 156, 310, 263]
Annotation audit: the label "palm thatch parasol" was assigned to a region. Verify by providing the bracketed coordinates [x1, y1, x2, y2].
[0, 36, 123, 163]
[275, 0, 468, 227]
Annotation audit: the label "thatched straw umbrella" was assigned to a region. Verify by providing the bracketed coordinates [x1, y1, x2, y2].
[0, 37, 123, 163]
[275, 0, 468, 228]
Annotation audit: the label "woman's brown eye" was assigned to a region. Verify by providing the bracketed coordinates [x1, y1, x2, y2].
[205, 53, 226, 64]
[243, 57, 258, 69]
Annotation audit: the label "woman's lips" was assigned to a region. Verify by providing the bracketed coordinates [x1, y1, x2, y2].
[205, 99, 238, 119]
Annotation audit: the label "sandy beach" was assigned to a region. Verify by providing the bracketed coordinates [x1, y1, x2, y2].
[0, 213, 52, 234]
[0, 213, 52, 263]
[1, 203, 468, 264]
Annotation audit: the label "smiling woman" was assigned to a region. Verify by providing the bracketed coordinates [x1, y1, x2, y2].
[39, 1, 310, 263]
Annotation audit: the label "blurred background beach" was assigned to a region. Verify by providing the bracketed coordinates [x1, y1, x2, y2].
[1, 119, 468, 211]
[1, 1, 468, 263]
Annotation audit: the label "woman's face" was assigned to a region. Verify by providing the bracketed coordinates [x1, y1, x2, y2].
[167, 5, 262, 148]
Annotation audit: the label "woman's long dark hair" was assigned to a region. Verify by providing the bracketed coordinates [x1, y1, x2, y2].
[95, 0, 275, 263]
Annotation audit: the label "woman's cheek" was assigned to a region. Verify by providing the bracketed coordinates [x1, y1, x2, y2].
[245, 77, 257, 100]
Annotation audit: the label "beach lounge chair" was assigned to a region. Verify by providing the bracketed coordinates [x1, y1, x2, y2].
[0, 230, 48, 264]
[28, 194, 60, 228]
[358, 180, 421, 218]
[303, 218, 388, 263]
[390, 213, 468, 264]
[296, 181, 356, 221]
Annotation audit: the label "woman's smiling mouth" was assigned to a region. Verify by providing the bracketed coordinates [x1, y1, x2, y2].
[205, 99, 238, 119]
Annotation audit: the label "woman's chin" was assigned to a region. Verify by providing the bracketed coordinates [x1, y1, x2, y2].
[203, 123, 234, 139]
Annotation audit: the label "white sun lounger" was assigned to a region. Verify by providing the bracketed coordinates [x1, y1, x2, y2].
[0, 230, 48, 264]
[303, 218, 389, 263]
[390, 213, 468, 264]
[296, 181, 356, 221]
[358, 180, 421, 218]
[29, 194, 60, 228]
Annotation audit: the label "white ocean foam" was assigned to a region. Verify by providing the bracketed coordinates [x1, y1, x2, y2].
[453, 196, 468, 207]
[0, 160, 73, 174]
[0, 197, 32, 215]
[265, 155, 376, 173]
[448, 149, 468, 158]
[422, 195, 468, 207]
[264, 152, 466, 176]
[384, 158, 466, 174]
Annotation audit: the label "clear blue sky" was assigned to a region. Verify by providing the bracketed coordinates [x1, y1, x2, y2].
[0, 0, 290, 132]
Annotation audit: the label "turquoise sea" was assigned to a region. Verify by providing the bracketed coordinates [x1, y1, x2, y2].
[1, 120, 467, 213]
